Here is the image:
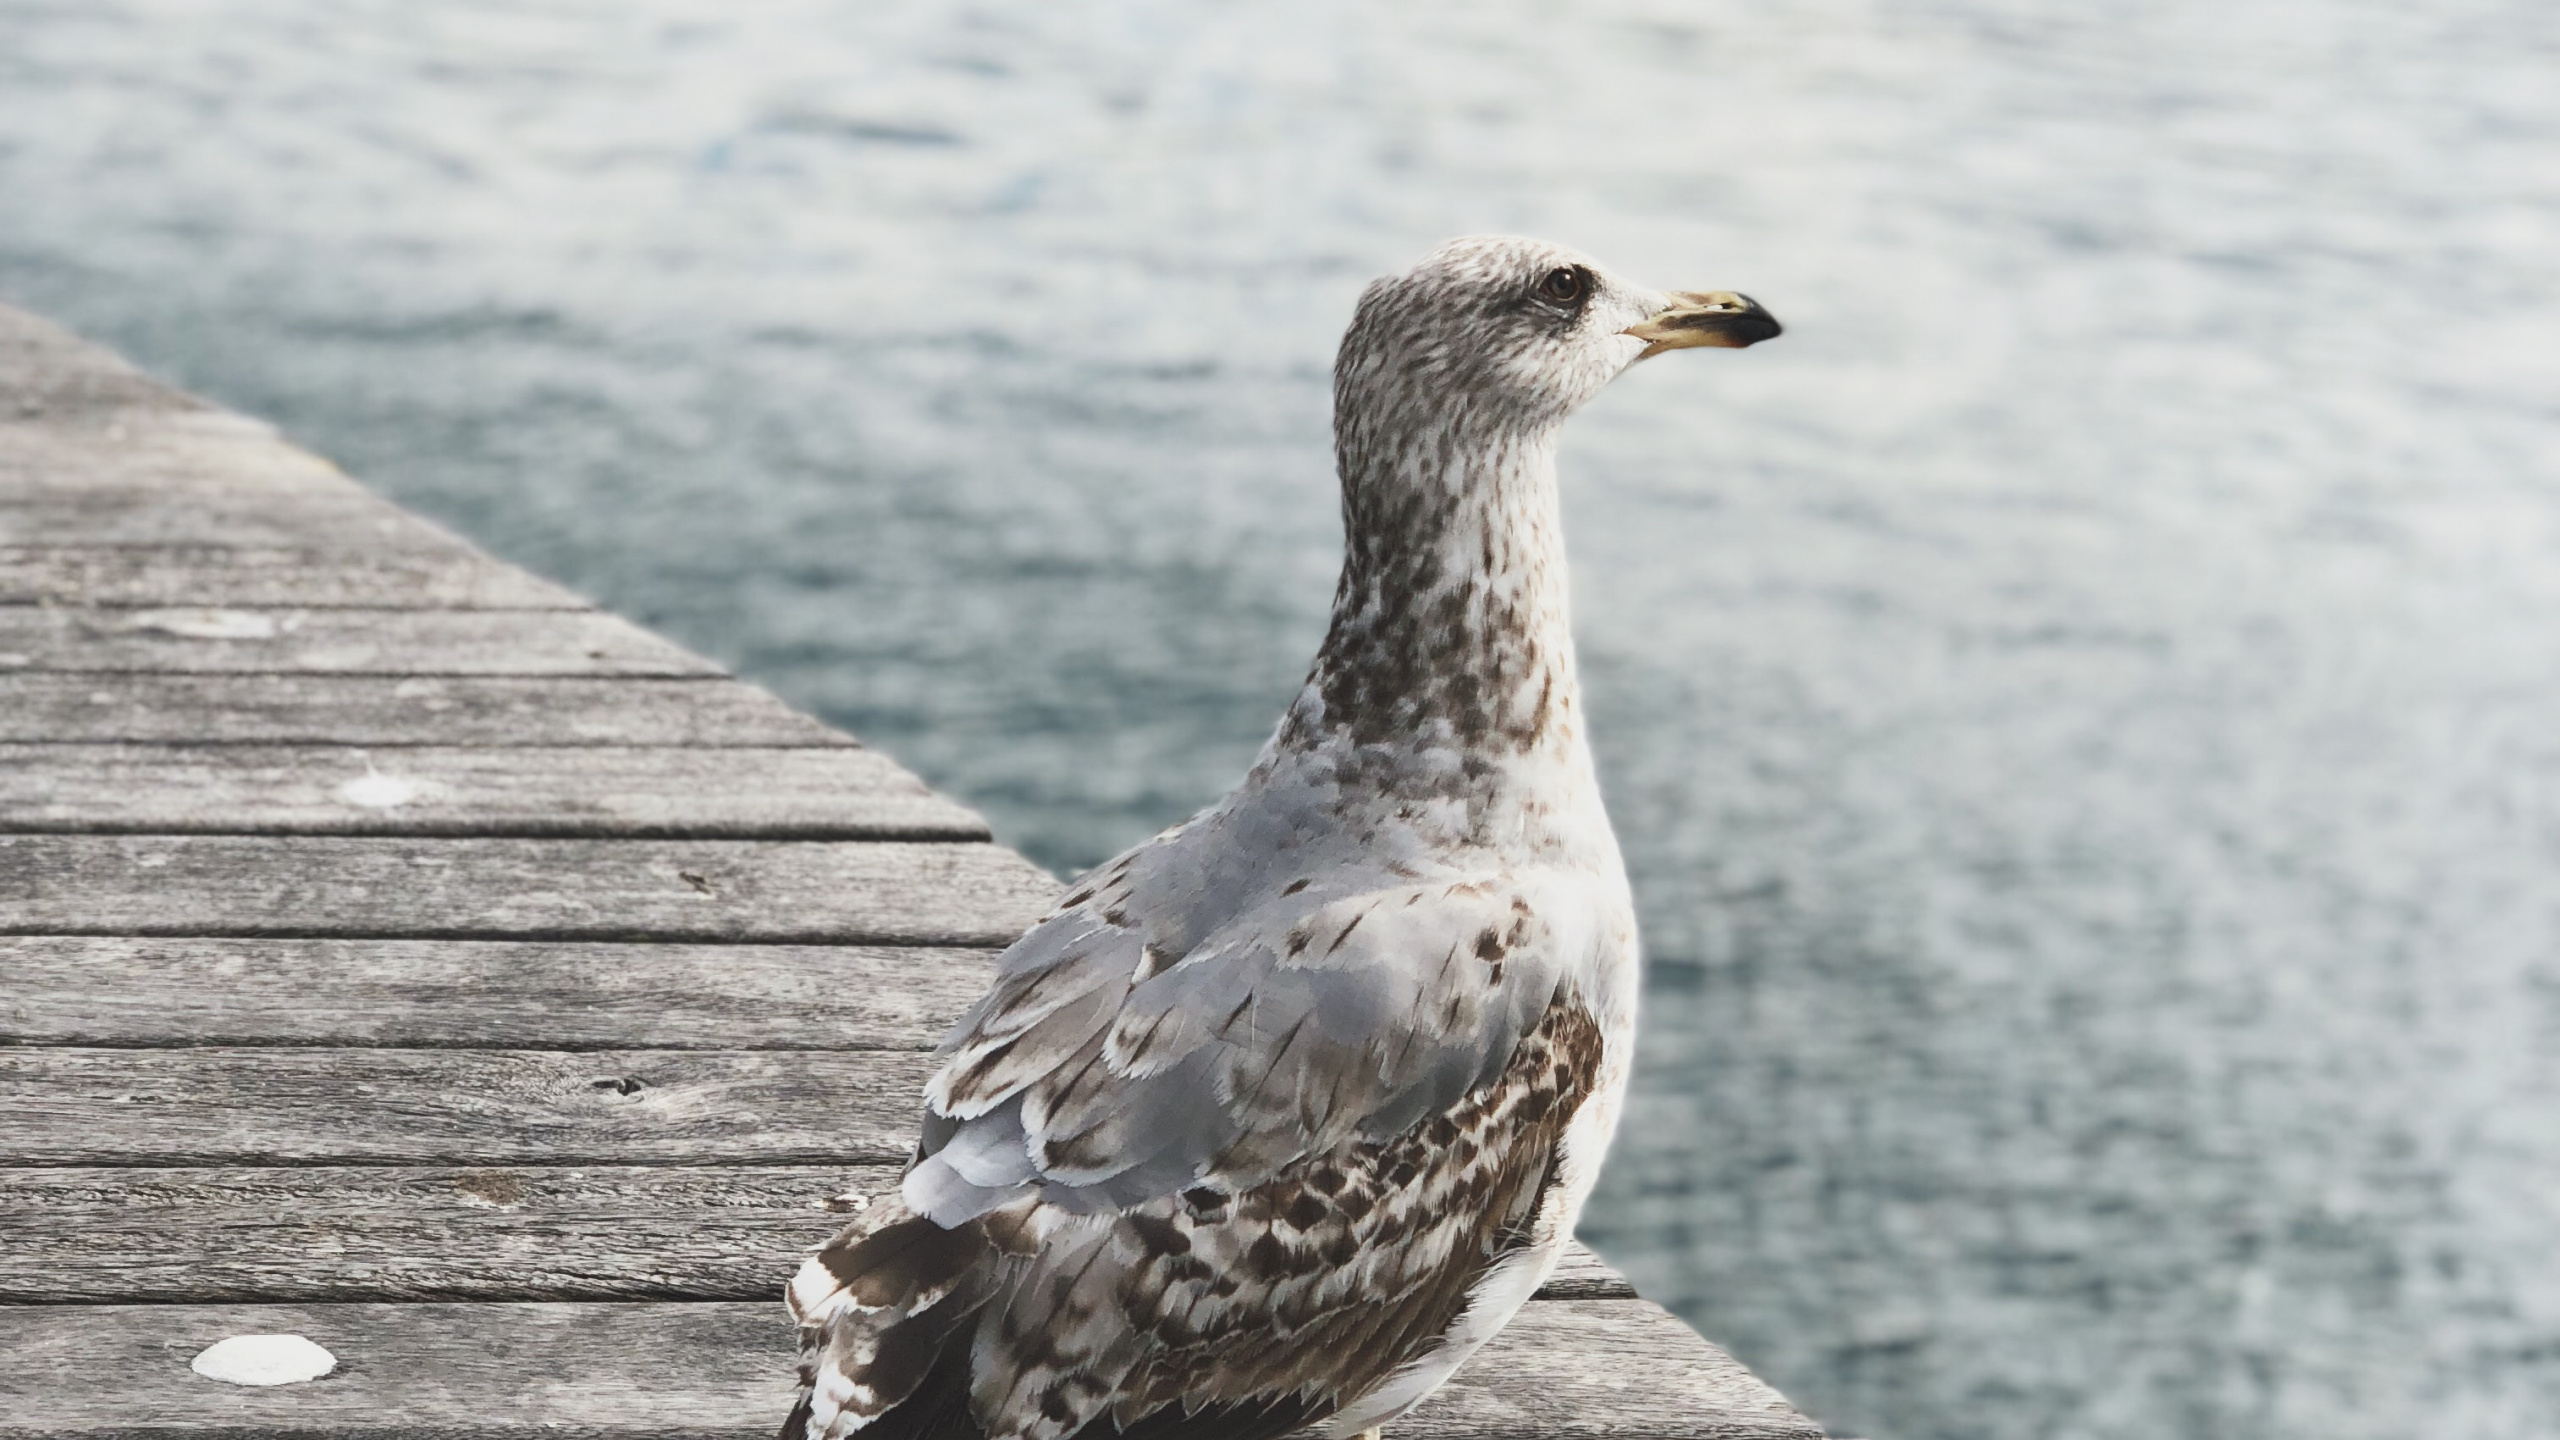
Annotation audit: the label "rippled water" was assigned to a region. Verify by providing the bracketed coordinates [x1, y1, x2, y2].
[7, 2, 2559, 1436]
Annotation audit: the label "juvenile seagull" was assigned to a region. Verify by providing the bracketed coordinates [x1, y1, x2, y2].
[783, 236, 1780, 1440]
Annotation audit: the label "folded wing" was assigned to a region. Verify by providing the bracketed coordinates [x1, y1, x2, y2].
[785, 826, 1612, 1440]
[910, 842, 1592, 1222]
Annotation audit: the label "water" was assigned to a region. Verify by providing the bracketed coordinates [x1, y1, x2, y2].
[6, 2, 2558, 1435]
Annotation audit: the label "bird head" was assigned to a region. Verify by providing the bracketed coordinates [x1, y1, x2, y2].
[1335, 235, 1779, 440]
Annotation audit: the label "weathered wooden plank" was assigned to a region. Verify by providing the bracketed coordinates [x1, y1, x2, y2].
[2, 411, 387, 499]
[0, 673, 853, 746]
[0, 409, 496, 552]
[0, 836, 1061, 945]
[0, 304, 199, 418]
[0, 937, 996, 1049]
[0, 1299, 1819, 1439]
[0, 486, 497, 549]
[0, 314, 499, 566]
[0, 545, 588, 608]
[0, 1047, 937, 1166]
[1425, 1300, 1826, 1439]
[0, 1301, 786, 1439]
[0, 1163, 1639, 1306]
[0, 744, 990, 839]
[0, 606, 720, 676]
[0, 1164, 881, 1303]
[0, 1164, 893, 1304]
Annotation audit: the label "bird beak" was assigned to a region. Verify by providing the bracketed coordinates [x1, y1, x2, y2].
[1623, 291, 1782, 360]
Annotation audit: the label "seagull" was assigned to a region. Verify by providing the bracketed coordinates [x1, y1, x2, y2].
[783, 235, 1781, 1440]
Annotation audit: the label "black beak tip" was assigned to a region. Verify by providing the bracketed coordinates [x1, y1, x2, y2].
[1734, 297, 1782, 346]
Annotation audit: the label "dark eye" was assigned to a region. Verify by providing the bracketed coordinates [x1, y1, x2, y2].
[1537, 266, 1587, 305]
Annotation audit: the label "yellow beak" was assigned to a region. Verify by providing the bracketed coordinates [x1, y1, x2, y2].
[1623, 291, 1782, 360]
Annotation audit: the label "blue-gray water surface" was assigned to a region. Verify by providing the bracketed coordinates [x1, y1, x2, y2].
[6, 3, 2558, 1436]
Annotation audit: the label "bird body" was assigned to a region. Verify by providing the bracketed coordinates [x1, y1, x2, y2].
[783, 237, 1779, 1440]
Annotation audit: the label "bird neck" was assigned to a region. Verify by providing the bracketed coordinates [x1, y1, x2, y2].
[1289, 421, 1584, 760]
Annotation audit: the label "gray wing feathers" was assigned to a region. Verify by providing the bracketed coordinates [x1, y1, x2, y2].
[906, 834, 1581, 1226]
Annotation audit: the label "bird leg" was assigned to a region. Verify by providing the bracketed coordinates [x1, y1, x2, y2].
[1352, 1431, 1382, 1440]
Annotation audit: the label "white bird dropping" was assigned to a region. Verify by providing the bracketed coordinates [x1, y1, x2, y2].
[335, 769, 425, 809]
[190, 1333, 336, 1386]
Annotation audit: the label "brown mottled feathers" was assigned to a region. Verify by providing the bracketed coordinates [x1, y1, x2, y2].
[787, 999, 1604, 1440]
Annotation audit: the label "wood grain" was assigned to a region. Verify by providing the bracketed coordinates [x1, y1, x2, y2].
[0, 744, 991, 839]
[0, 1047, 939, 1166]
[0, 606, 719, 676]
[0, 937, 997, 1050]
[0, 546, 589, 609]
[0, 673, 852, 746]
[0, 1299, 1819, 1440]
[0, 835, 1062, 945]
[0, 1163, 1639, 1306]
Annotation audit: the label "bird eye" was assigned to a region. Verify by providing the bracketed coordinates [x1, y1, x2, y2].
[1537, 267, 1588, 305]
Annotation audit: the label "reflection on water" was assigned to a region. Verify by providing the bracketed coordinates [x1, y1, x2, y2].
[6, 2, 2558, 1436]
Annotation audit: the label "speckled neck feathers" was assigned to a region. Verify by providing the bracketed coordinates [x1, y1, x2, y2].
[1287, 300, 1583, 760]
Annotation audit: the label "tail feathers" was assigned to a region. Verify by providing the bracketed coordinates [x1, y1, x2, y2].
[782, 1198, 995, 1440]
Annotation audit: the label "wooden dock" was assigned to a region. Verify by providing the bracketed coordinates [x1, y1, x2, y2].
[0, 303, 1827, 1440]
